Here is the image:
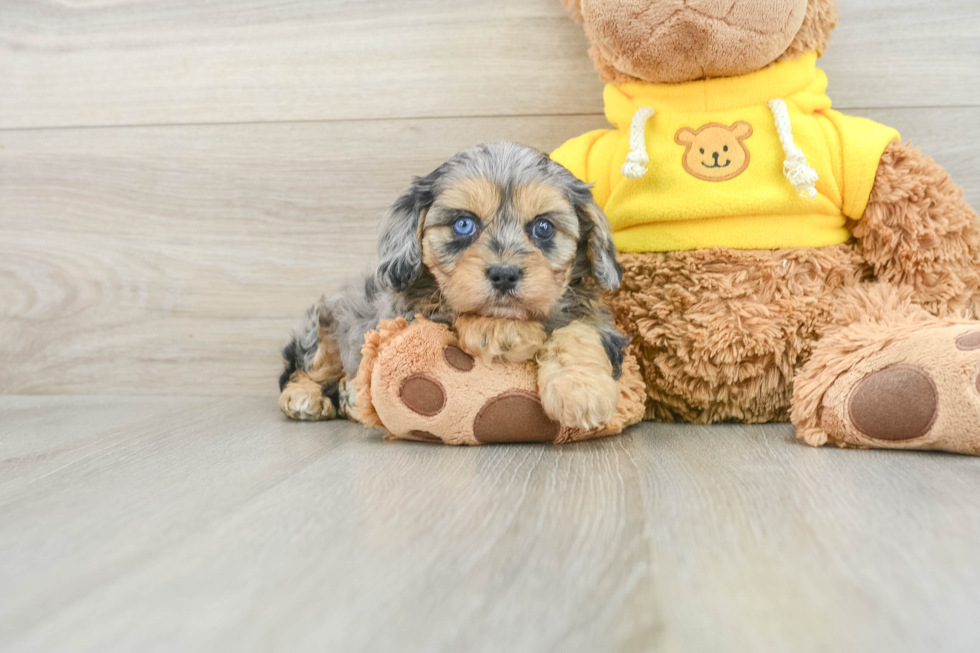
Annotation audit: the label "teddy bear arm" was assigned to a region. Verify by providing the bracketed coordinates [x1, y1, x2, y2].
[853, 141, 980, 317]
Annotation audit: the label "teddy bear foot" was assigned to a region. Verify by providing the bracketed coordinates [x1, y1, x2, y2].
[354, 317, 647, 445]
[795, 323, 980, 455]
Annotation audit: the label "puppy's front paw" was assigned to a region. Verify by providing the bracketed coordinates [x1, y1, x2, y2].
[536, 321, 619, 431]
[337, 377, 358, 420]
[455, 315, 546, 363]
[538, 362, 618, 431]
[279, 376, 337, 421]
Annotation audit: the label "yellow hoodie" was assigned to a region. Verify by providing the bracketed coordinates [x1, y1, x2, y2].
[551, 53, 900, 253]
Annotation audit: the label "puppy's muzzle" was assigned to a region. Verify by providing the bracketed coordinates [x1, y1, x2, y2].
[486, 265, 522, 293]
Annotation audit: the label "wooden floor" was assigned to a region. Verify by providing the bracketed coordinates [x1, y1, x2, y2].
[3, 397, 980, 652]
[2, 0, 980, 650]
[3, 0, 979, 395]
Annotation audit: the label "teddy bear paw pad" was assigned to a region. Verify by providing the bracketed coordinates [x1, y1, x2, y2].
[847, 365, 938, 441]
[398, 374, 446, 417]
[815, 324, 980, 455]
[472, 391, 559, 444]
[956, 330, 980, 351]
[443, 345, 475, 371]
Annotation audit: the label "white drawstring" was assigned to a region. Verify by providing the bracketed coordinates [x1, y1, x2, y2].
[621, 101, 818, 196]
[621, 106, 655, 179]
[768, 98, 819, 199]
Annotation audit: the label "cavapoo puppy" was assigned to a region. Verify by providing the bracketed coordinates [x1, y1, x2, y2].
[278, 143, 628, 430]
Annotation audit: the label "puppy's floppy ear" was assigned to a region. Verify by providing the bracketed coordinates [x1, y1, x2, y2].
[376, 168, 440, 291]
[569, 181, 622, 291]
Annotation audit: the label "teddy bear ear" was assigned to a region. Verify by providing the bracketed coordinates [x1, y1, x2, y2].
[674, 128, 696, 146]
[560, 0, 584, 22]
[778, 0, 839, 62]
[731, 122, 754, 140]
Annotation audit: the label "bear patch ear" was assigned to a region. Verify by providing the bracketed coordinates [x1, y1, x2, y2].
[674, 128, 696, 146]
[732, 122, 754, 140]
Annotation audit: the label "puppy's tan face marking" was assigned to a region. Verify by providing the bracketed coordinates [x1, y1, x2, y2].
[436, 176, 501, 220]
[512, 183, 577, 235]
[421, 176, 581, 320]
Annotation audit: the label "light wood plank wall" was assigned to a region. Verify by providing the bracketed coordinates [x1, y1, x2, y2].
[2, 0, 979, 396]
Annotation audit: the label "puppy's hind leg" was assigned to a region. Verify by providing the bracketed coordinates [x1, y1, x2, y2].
[278, 300, 346, 421]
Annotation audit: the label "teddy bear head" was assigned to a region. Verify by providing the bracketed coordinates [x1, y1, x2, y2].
[562, 0, 838, 84]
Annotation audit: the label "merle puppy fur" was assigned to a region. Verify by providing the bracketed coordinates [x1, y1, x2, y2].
[278, 143, 628, 428]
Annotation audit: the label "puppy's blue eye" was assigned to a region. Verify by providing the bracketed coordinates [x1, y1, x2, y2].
[531, 219, 555, 241]
[453, 217, 476, 237]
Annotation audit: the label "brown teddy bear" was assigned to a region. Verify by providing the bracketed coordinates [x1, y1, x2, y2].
[552, 0, 980, 455]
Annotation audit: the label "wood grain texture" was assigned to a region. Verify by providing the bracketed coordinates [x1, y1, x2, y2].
[3, 109, 978, 396]
[3, 3, 980, 650]
[2, 397, 979, 653]
[1, 0, 978, 130]
[0, 115, 599, 395]
[824, 0, 980, 109]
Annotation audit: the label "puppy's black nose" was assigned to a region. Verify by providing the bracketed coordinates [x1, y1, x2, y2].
[712, 152, 720, 161]
[486, 265, 522, 293]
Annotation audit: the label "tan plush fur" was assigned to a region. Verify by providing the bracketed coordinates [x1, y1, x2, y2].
[775, 0, 838, 64]
[562, 0, 980, 454]
[855, 142, 980, 318]
[607, 244, 867, 423]
[792, 315, 980, 456]
[569, 0, 832, 85]
[354, 317, 411, 429]
[608, 148, 980, 443]
[355, 318, 646, 445]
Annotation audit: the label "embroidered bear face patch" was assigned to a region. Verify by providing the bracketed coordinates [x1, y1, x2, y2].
[675, 122, 753, 182]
